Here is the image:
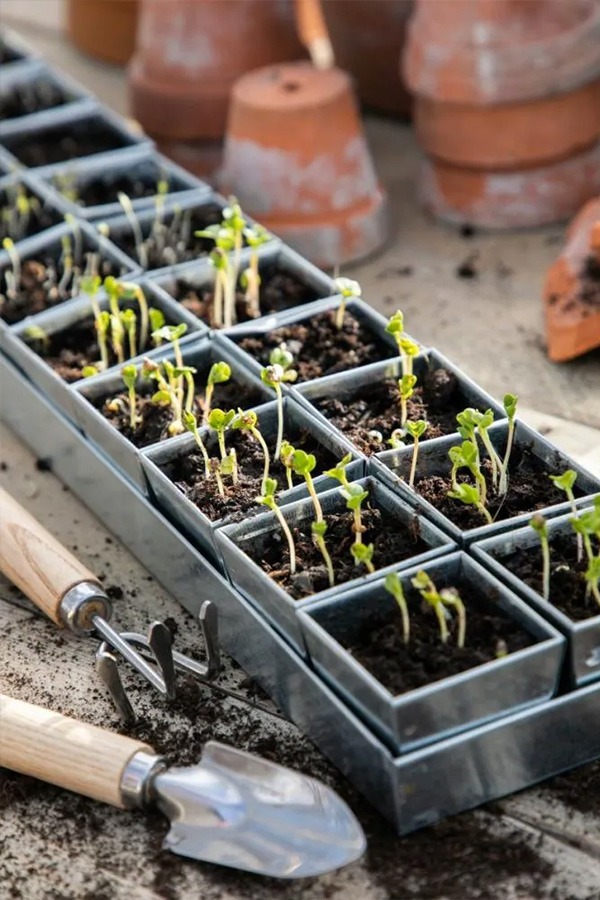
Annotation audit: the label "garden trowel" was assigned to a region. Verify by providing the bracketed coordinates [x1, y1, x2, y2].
[0, 694, 366, 878]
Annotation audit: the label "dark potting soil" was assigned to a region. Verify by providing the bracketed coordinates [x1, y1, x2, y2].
[25, 298, 175, 382]
[411, 444, 582, 531]
[1, 252, 127, 324]
[175, 262, 320, 327]
[245, 503, 430, 600]
[320, 582, 532, 694]
[2, 117, 131, 167]
[112, 202, 235, 269]
[0, 77, 69, 120]
[75, 172, 172, 208]
[164, 426, 337, 524]
[314, 365, 478, 455]
[493, 532, 600, 621]
[236, 309, 395, 381]
[94, 376, 264, 449]
[0, 185, 62, 244]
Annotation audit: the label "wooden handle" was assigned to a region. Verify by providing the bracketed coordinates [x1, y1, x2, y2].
[0, 486, 102, 625]
[294, 0, 334, 69]
[0, 695, 154, 808]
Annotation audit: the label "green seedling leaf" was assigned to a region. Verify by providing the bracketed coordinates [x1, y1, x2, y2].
[503, 393, 518, 419]
[334, 277, 362, 299]
[398, 373, 417, 400]
[207, 408, 236, 431]
[405, 419, 427, 440]
[351, 542, 374, 567]
[207, 361, 231, 386]
[530, 513, 548, 538]
[182, 410, 198, 432]
[292, 450, 316, 477]
[388, 429, 406, 449]
[243, 223, 271, 247]
[550, 469, 577, 494]
[269, 345, 295, 370]
[385, 311, 404, 336]
[121, 365, 137, 391]
[398, 337, 419, 357]
[80, 274, 101, 296]
[148, 307, 165, 332]
[151, 390, 172, 406]
[448, 482, 481, 506]
[231, 409, 258, 431]
[341, 484, 369, 511]
[323, 453, 354, 485]
[311, 520, 328, 539]
[152, 323, 188, 344]
[81, 365, 99, 378]
[96, 310, 111, 334]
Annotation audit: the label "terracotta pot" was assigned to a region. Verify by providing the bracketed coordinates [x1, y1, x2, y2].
[220, 62, 389, 268]
[322, 0, 413, 117]
[67, 0, 139, 66]
[404, 0, 600, 227]
[420, 143, 600, 231]
[544, 197, 600, 362]
[128, 0, 305, 142]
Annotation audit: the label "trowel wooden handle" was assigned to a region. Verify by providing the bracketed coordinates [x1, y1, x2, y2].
[295, 0, 334, 69]
[0, 486, 103, 626]
[0, 695, 154, 808]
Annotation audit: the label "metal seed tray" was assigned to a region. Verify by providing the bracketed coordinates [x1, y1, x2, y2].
[3, 349, 600, 836]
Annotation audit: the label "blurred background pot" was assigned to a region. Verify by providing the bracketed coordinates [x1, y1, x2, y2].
[403, 0, 600, 228]
[128, 0, 304, 143]
[322, 0, 413, 118]
[67, 0, 139, 65]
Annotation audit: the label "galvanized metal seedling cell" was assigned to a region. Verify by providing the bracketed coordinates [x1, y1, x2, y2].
[146, 239, 336, 333]
[223, 296, 407, 387]
[299, 551, 565, 753]
[142, 395, 364, 571]
[1, 266, 196, 424]
[38, 145, 211, 223]
[73, 332, 274, 492]
[0, 61, 93, 139]
[0, 100, 150, 175]
[97, 190, 272, 278]
[472, 510, 600, 687]
[0, 168, 68, 245]
[294, 347, 506, 455]
[372, 419, 600, 545]
[2, 350, 600, 837]
[216, 476, 455, 654]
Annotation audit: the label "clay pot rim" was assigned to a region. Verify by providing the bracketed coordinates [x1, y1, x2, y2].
[404, 2, 600, 104]
[231, 62, 351, 113]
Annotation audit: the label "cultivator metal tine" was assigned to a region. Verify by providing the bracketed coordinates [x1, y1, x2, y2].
[95, 600, 221, 722]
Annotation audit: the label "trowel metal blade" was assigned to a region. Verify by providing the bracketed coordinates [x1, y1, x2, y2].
[153, 741, 366, 878]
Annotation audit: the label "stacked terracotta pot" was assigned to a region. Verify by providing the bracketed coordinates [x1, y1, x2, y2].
[67, 0, 139, 65]
[127, 0, 305, 179]
[403, 0, 600, 228]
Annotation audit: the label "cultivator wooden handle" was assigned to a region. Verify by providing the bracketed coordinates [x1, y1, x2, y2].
[0, 695, 154, 807]
[0, 486, 104, 627]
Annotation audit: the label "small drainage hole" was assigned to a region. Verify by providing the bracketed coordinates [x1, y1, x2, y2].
[281, 81, 301, 93]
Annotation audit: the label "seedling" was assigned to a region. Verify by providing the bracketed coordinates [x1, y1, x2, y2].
[448, 439, 489, 510]
[498, 393, 518, 495]
[207, 408, 235, 462]
[340, 483, 369, 551]
[241, 223, 271, 318]
[385, 311, 419, 377]
[457, 408, 501, 489]
[256, 477, 297, 574]
[149, 308, 165, 346]
[550, 470, 580, 560]
[324, 453, 354, 490]
[350, 541, 375, 574]
[398, 373, 417, 428]
[279, 439, 296, 491]
[120, 308, 138, 359]
[570, 500, 600, 607]
[81, 365, 99, 378]
[196, 201, 247, 328]
[209, 456, 226, 498]
[388, 429, 406, 450]
[405, 419, 428, 489]
[530, 513, 550, 602]
[57, 235, 73, 297]
[204, 361, 231, 421]
[333, 277, 361, 330]
[118, 191, 148, 269]
[584, 557, 600, 609]
[2, 237, 21, 300]
[220, 447, 239, 486]
[384, 572, 410, 644]
[411, 570, 466, 648]
[116, 281, 150, 350]
[292, 450, 334, 587]
[174, 364, 198, 416]
[447, 482, 492, 525]
[23, 323, 50, 351]
[121, 364, 140, 431]
[230, 408, 271, 491]
[182, 410, 211, 479]
[260, 344, 298, 460]
[95, 310, 111, 371]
